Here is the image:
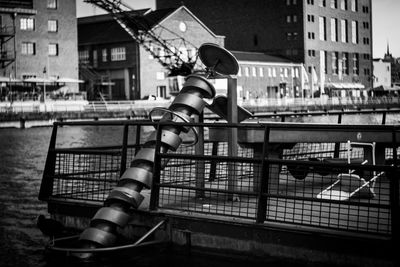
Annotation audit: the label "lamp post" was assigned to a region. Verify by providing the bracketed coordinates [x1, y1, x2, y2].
[43, 66, 46, 111]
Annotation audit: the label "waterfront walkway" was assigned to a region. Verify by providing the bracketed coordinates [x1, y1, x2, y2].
[1, 96, 399, 115]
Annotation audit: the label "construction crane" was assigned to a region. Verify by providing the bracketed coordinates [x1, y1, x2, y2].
[84, 0, 199, 76]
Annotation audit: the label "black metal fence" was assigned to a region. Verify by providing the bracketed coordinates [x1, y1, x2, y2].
[39, 120, 400, 240]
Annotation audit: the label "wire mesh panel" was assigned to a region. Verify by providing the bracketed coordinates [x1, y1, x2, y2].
[155, 123, 398, 237]
[52, 150, 121, 202]
[158, 157, 259, 219]
[265, 161, 392, 235]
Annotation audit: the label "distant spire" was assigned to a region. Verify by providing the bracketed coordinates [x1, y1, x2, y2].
[387, 40, 390, 55]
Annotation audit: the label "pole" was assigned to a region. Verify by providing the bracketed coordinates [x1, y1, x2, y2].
[43, 66, 47, 112]
[227, 76, 238, 201]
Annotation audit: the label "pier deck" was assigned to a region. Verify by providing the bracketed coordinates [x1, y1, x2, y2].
[39, 120, 400, 266]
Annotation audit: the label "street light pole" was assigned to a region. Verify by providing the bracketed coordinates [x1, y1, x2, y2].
[43, 66, 46, 112]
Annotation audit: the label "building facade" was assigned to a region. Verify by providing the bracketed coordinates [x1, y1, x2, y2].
[157, 0, 373, 95]
[233, 51, 306, 100]
[0, 0, 79, 93]
[373, 59, 391, 88]
[78, 6, 225, 100]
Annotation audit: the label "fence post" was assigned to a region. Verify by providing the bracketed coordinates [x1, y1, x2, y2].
[389, 128, 400, 244]
[134, 124, 141, 155]
[119, 123, 129, 176]
[256, 125, 270, 223]
[381, 111, 387, 125]
[334, 112, 343, 158]
[149, 123, 162, 211]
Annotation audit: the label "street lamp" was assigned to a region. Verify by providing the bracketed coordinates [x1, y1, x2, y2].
[43, 66, 46, 111]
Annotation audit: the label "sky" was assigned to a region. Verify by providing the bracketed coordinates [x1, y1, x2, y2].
[76, 0, 400, 58]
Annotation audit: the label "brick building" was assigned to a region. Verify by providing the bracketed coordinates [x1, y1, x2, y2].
[0, 0, 79, 96]
[157, 0, 373, 95]
[78, 6, 225, 100]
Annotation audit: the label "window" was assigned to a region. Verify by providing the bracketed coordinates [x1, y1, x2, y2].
[293, 32, 298, 40]
[272, 68, 276, 77]
[102, 49, 107, 62]
[332, 52, 338, 74]
[343, 52, 349, 75]
[351, 21, 358, 44]
[21, 42, 35, 55]
[268, 67, 272, 77]
[308, 32, 315, 39]
[352, 53, 359, 75]
[259, 67, 264, 77]
[20, 17, 34, 31]
[308, 50, 316, 57]
[111, 47, 126, 61]
[286, 15, 298, 23]
[48, 43, 58, 56]
[319, 16, 326, 41]
[307, 0, 314, 5]
[364, 68, 370, 76]
[286, 32, 292, 40]
[252, 67, 257, 77]
[330, 0, 338, 8]
[47, 0, 57, 9]
[331, 18, 338, 42]
[320, 50, 327, 74]
[351, 0, 358, 11]
[93, 50, 98, 67]
[48, 20, 58, 32]
[287, 0, 298, 5]
[340, 0, 347, 10]
[363, 21, 369, 29]
[307, 14, 315, 22]
[341, 19, 348, 43]
[363, 53, 370, 60]
[79, 50, 89, 64]
[319, 0, 326, 7]
[363, 37, 370, 45]
[362, 5, 369, 13]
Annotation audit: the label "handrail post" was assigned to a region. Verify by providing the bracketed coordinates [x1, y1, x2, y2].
[256, 125, 270, 223]
[389, 128, 400, 244]
[334, 112, 343, 158]
[119, 123, 129, 176]
[38, 123, 58, 201]
[149, 123, 162, 211]
[134, 124, 141, 155]
[381, 110, 387, 125]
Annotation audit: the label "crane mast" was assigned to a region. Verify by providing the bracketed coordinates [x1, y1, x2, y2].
[84, 0, 198, 76]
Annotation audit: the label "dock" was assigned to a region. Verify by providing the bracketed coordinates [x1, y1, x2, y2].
[38, 119, 400, 266]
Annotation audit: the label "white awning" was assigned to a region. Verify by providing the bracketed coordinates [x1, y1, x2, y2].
[325, 82, 365, 89]
[56, 77, 84, 83]
[24, 77, 54, 83]
[0, 76, 23, 83]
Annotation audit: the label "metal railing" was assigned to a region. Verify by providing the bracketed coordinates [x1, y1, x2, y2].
[39, 120, 400, 240]
[2, 97, 399, 115]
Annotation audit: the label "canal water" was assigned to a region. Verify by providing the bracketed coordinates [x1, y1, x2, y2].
[0, 113, 399, 267]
